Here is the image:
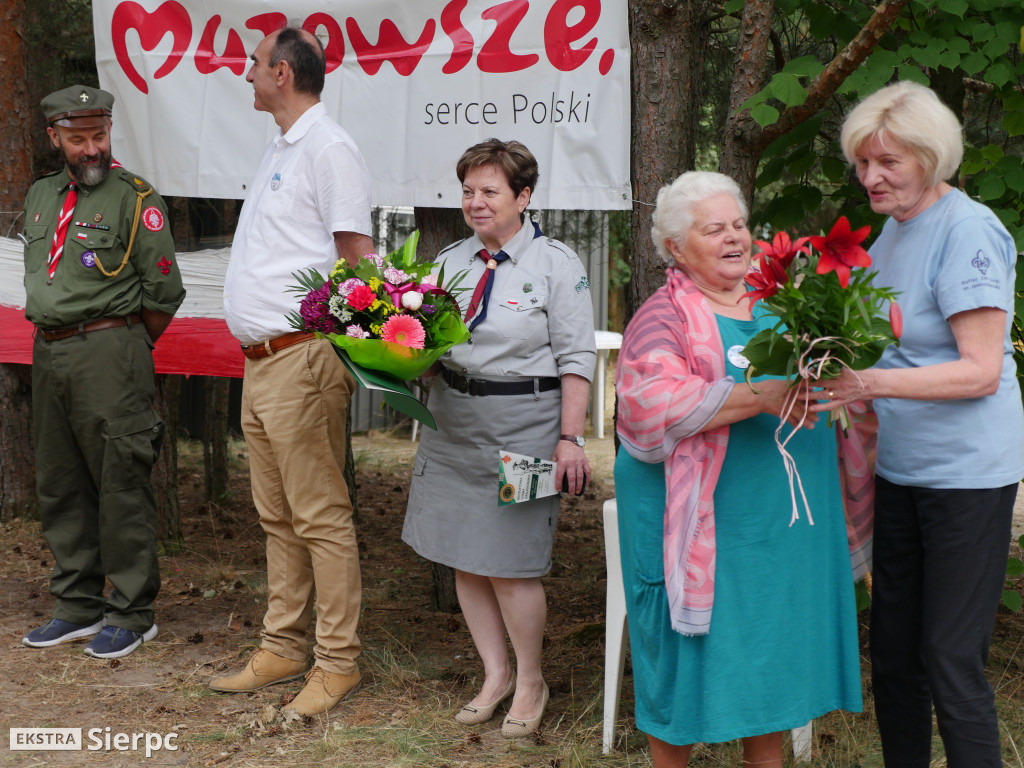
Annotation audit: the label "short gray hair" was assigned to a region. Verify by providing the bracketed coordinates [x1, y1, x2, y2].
[651, 172, 747, 265]
[840, 81, 963, 187]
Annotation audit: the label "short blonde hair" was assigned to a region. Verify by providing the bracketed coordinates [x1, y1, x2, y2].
[840, 81, 963, 187]
[651, 172, 747, 265]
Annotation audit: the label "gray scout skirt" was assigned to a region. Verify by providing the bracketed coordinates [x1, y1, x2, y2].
[402, 375, 562, 578]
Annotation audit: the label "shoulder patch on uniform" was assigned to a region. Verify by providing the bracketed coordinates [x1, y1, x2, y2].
[546, 239, 577, 260]
[142, 206, 165, 232]
[115, 167, 152, 193]
[437, 238, 468, 258]
[575, 275, 591, 293]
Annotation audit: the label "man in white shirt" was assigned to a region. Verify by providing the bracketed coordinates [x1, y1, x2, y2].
[212, 25, 374, 717]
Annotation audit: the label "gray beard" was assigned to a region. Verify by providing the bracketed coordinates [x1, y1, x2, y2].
[71, 157, 112, 187]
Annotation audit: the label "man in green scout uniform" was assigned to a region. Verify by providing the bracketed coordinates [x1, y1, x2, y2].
[20, 84, 185, 659]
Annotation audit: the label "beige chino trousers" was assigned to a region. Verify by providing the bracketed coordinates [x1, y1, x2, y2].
[241, 338, 361, 675]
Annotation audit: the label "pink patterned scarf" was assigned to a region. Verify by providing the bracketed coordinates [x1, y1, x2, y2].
[616, 268, 730, 636]
[616, 268, 875, 636]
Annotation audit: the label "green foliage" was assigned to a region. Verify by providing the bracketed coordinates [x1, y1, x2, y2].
[744, 0, 1024, 257]
[607, 210, 632, 289]
[1004, 534, 1024, 613]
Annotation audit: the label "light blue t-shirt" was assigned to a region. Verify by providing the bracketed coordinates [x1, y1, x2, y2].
[871, 188, 1024, 489]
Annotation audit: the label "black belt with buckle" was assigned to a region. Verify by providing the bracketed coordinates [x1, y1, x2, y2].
[441, 366, 560, 397]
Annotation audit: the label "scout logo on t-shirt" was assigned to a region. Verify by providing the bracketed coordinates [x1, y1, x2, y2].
[971, 250, 990, 275]
[142, 207, 164, 232]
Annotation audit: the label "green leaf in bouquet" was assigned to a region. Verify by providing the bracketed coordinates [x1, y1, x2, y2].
[742, 328, 797, 379]
[287, 267, 329, 296]
[388, 230, 421, 271]
[433, 311, 471, 346]
[847, 338, 890, 371]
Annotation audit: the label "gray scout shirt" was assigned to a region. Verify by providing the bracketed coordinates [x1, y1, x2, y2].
[440, 218, 597, 381]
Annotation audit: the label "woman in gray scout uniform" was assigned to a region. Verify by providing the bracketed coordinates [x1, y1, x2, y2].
[403, 139, 596, 738]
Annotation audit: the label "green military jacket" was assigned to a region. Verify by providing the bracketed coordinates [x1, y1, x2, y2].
[22, 166, 185, 329]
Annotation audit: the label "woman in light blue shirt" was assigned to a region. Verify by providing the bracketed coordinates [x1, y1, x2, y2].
[821, 81, 1024, 768]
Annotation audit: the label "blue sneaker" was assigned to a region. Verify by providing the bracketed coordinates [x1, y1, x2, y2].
[84, 624, 158, 659]
[23, 618, 104, 648]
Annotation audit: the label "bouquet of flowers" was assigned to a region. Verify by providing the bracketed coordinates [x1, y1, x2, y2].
[287, 231, 470, 381]
[742, 215, 902, 429]
[741, 217, 900, 525]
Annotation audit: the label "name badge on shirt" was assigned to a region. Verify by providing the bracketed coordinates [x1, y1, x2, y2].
[727, 345, 750, 369]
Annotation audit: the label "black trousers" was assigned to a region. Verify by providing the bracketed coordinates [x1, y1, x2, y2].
[870, 477, 1015, 768]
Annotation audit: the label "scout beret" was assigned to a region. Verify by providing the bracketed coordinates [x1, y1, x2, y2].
[41, 85, 114, 128]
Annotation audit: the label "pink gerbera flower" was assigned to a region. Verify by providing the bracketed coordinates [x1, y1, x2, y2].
[380, 314, 426, 348]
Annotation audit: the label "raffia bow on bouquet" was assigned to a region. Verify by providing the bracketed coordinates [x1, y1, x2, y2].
[740, 216, 901, 524]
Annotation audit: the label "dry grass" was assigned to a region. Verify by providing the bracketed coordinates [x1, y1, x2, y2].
[0, 433, 1021, 767]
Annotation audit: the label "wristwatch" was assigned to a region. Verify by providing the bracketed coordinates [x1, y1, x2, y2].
[560, 434, 586, 447]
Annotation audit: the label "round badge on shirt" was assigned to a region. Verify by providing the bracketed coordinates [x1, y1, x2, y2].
[142, 207, 164, 232]
[727, 344, 750, 369]
[81, 251, 96, 268]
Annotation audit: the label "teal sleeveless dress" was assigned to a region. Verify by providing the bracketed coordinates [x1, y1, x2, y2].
[613, 313, 862, 745]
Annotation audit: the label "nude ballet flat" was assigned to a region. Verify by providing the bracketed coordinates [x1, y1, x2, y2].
[501, 682, 549, 738]
[454, 671, 516, 725]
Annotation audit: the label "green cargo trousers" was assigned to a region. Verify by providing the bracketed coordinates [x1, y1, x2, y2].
[31, 322, 163, 632]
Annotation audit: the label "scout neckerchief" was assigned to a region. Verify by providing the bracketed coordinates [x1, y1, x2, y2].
[464, 249, 510, 331]
[464, 220, 544, 332]
[46, 182, 77, 280]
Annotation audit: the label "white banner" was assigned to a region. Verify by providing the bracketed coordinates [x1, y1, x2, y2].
[92, 0, 631, 210]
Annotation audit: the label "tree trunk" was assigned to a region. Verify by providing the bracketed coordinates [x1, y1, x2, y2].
[430, 562, 459, 614]
[413, 206, 466, 613]
[203, 377, 230, 502]
[718, 0, 775, 204]
[0, 0, 37, 523]
[0, 0, 32, 211]
[414, 207, 467, 262]
[0, 365, 35, 522]
[153, 374, 183, 553]
[345, 405, 358, 519]
[626, 0, 714, 317]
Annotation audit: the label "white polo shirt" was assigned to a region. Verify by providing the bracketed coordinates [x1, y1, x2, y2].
[224, 102, 372, 344]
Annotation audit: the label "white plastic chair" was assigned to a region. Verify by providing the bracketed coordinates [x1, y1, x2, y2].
[603, 498, 629, 753]
[602, 498, 813, 760]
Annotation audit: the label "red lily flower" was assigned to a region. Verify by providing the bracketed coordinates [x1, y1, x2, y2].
[762, 254, 790, 285]
[753, 231, 810, 270]
[810, 216, 872, 288]
[744, 258, 783, 303]
[889, 301, 903, 340]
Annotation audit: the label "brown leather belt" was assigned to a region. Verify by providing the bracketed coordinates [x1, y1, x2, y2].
[39, 314, 142, 342]
[240, 331, 315, 360]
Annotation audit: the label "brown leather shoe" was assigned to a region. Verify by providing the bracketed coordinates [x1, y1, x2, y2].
[209, 648, 309, 692]
[282, 666, 361, 717]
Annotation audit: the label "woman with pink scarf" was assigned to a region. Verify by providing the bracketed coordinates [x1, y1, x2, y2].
[614, 171, 862, 767]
